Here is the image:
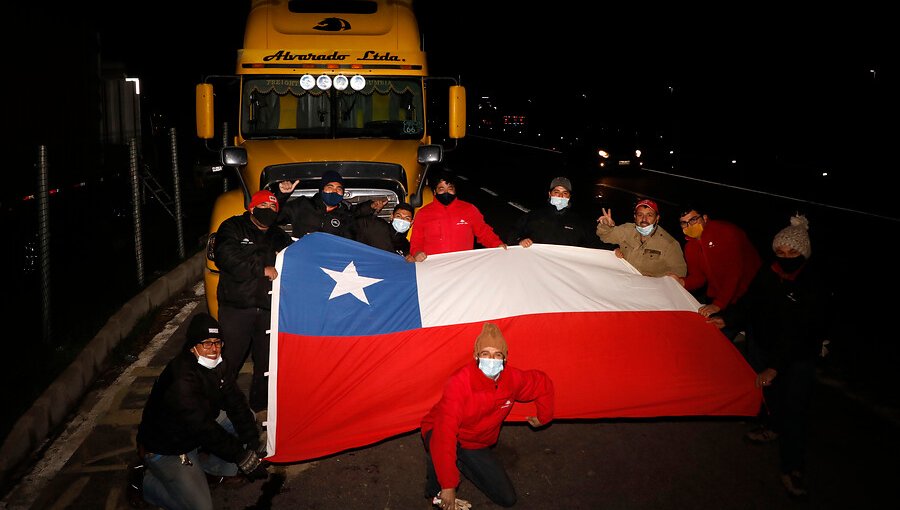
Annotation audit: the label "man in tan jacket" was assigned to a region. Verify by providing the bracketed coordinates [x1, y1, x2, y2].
[596, 199, 686, 277]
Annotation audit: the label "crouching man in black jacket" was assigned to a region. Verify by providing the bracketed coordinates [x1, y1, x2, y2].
[134, 313, 268, 510]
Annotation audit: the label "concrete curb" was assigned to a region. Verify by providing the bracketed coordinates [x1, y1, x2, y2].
[0, 249, 206, 487]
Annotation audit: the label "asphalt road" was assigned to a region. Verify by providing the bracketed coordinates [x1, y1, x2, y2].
[4, 139, 900, 509]
[2, 266, 897, 509]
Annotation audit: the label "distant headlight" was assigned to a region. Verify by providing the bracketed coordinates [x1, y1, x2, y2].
[597, 150, 610, 159]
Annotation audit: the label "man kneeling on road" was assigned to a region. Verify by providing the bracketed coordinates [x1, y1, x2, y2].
[421, 323, 555, 509]
[133, 313, 268, 510]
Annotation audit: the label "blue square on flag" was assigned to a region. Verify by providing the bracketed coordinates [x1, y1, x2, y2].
[276, 233, 421, 337]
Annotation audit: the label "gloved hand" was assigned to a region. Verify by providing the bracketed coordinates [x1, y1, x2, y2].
[237, 449, 269, 481]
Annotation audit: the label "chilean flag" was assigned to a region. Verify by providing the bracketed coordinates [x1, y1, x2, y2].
[265, 233, 761, 462]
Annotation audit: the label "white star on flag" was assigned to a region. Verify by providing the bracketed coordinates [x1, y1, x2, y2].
[321, 261, 383, 304]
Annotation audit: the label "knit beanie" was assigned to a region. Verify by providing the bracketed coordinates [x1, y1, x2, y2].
[184, 313, 222, 349]
[772, 215, 811, 258]
[320, 170, 344, 190]
[549, 177, 572, 193]
[474, 323, 508, 358]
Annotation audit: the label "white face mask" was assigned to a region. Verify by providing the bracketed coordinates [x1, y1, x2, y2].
[635, 223, 656, 236]
[549, 196, 569, 210]
[477, 358, 505, 378]
[194, 349, 223, 369]
[391, 218, 411, 233]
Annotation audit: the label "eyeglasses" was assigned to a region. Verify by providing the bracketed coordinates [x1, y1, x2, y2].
[197, 340, 224, 349]
[679, 215, 702, 228]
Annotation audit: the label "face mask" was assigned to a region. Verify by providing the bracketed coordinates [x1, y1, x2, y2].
[682, 223, 704, 239]
[549, 196, 569, 210]
[391, 218, 411, 233]
[477, 357, 504, 378]
[195, 352, 223, 369]
[635, 223, 656, 236]
[776, 255, 806, 273]
[435, 192, 456, 206]
[252, 207, 277, 227]
[321, 192, 343, 207]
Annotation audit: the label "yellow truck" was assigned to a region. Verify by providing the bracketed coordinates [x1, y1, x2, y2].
[197, 0, 466, 317]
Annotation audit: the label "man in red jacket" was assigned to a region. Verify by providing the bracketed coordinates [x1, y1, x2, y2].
[420, 323, 555, 509]
[669, 205, 761, 334]
[407, 170, 506, 262]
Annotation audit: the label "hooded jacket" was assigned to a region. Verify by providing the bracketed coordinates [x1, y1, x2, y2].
[421, 362, 554, 490]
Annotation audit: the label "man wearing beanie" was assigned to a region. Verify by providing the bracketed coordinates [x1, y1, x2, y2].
[134, 313, 268, 509]
[408, 169, 506, 262]
[732, 215, 831, 498]
[596, 198, 687, 277]
[420, 323, 554, 509]
[506, 177, 606, 249]
[275, 170, 386, 240]
[215, 189, 292, 420]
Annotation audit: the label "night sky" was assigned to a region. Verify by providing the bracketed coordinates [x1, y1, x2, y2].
[8, 1, 894, 209]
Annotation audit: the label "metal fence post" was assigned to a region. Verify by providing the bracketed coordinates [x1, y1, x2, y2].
[128, 138, 145, 287]
[37, 145, 52, 343]
[169, 127, 186, 259]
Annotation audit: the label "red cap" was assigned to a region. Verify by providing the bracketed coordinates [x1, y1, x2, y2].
[634, 199, 658, 214]
[248, 190, 279, 212]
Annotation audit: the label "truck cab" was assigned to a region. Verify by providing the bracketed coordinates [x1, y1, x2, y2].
[197, 0, 465, 317]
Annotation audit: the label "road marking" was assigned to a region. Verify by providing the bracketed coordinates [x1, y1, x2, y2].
[3, 284, 202, 510]
[508, 201, 530, 213]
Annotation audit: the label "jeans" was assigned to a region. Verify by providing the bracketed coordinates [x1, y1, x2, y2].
[423, 430, 517, 507]
[142, 412, 240, 510]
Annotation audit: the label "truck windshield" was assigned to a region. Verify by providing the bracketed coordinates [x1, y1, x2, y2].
[241, 76, 424, 140]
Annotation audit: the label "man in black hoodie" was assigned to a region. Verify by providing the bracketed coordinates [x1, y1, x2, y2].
[506, 177, 607, 249]
[135, 313, 267, 510]
[275, 170, 385, 240]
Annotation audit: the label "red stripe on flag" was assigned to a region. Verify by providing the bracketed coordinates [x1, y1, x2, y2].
[268, 311, 760, 463]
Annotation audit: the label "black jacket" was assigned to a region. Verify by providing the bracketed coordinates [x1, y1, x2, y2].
[276, 192, 359, 239]
[741, 259, 831, 372]
[354, 215, 411, 256]
[214, 212, 292, 310]
[137, 350, 258, 460]
[506, 204, 605, 248]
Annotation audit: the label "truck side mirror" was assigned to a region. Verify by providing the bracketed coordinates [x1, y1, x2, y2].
[222, 147, 248, 166]
[410, 145, 444, 207]
[417, 144, 443, 164]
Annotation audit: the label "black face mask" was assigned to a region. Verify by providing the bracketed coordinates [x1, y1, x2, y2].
[776, 255, 806, 273]
[435, 192, 456, 206]
[252, 207, 278, 227]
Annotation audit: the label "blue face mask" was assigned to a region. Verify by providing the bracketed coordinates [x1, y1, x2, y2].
[549, 196, 569, 210]
[635, 223, 656, 236]
[391, 218, 411, 233]
[321, 192, 343, 206]
[477, 358, 504, 378]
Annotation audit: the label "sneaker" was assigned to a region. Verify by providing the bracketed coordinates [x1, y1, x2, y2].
[126, 461, 146, 508]
[781, 471, 808, 498]
[745, 426, 779, 444]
